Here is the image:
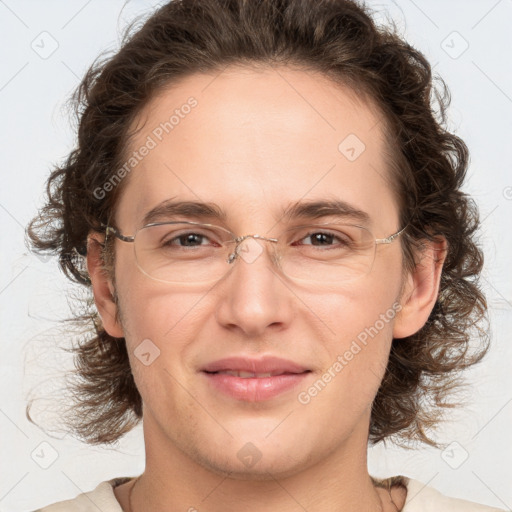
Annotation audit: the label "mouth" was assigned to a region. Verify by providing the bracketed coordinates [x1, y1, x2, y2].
[201, 355, 310, 374]
[201, 356, 312, 401]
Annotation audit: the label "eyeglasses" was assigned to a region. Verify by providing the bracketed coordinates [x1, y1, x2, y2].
[103, 220, 407, 285]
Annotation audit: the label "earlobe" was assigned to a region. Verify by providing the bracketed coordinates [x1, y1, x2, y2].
[392, 236, 447, 339]
[86, 233, 124, 338]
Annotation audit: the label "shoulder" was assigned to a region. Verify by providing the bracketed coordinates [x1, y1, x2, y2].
[386, 475, 508, 512]
[33, 477, 132, 512]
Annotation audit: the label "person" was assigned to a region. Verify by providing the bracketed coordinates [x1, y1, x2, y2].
[26, 0, 506, 511]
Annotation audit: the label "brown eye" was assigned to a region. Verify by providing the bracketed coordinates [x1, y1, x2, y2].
[296, 230, 351, 248]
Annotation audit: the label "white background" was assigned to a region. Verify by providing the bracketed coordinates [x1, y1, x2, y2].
[0, 0, 511, 510]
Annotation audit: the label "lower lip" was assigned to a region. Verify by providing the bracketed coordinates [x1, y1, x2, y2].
[202, 372, 310, 401]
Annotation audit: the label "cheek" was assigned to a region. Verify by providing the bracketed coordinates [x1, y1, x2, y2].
[307, 261, 402, 346]
[118, 280, 210, 355]
[114, 271, 219, 405]
[302, 264, 403, 403]
[115, 282, 212, 418]
[297, 298, 398, 433]
[114, 245, 208, 342]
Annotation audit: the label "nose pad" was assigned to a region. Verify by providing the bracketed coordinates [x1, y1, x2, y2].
[235, 237, 264, 264]
[226, 235, 278, 266]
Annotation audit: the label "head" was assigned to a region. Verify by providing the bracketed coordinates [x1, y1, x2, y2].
[28, 0, 488, 475]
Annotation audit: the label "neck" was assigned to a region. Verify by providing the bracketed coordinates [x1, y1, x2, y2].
[129, 412, 392, 512]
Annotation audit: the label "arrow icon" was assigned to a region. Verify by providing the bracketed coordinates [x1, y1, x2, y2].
[134, 339, 161, 366]
[338, 134, 366, 161]
[236, 442, 262, 468]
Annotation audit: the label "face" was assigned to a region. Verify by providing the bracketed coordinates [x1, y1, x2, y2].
[91, 65, 432, 480]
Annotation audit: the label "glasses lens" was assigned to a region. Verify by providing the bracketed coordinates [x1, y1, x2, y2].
[133, 222, 377, 285]
[277, 223, 376, 283]
[134, 222, 233, 283]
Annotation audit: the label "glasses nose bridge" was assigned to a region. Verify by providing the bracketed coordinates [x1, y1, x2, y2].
[227, 233, 279, 265]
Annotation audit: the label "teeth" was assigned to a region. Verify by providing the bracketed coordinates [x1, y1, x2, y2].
[217, 370, 274, 378]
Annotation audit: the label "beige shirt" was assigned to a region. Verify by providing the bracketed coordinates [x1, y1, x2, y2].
[35, 475, 507, 511]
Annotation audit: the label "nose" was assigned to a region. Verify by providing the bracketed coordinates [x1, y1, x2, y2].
[214, 236, 295, 338]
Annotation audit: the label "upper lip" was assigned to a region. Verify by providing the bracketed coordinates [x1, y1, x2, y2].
[201, 356, 310, 374]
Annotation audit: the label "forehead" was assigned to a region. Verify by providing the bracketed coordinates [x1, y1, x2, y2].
[115, 65, 398, 231]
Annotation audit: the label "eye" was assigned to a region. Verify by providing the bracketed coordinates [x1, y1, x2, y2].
[163, 231, 215, 247]
[295, 229, 352, 248]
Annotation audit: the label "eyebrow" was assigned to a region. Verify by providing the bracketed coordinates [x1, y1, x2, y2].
[142, 198, 227, 226]
[141, 198, 371, 227]
[279, 199, 371, 226]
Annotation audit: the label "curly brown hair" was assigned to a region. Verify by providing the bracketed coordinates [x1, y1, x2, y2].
[26, 0, 489, 447]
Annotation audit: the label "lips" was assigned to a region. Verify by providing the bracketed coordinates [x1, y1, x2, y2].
[201, 356, 311, 401]
[201, 356, 309, 375]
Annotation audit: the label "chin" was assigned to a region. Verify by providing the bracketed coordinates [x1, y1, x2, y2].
[193, 448, 312, 481]
[183, 428, 317, 481]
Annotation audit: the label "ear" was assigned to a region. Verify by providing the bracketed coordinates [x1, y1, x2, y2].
[86, 233, 124, 338]
[393, 236, 447, 339]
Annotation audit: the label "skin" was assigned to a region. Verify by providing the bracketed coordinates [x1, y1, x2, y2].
[87, 65, 446, 511]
